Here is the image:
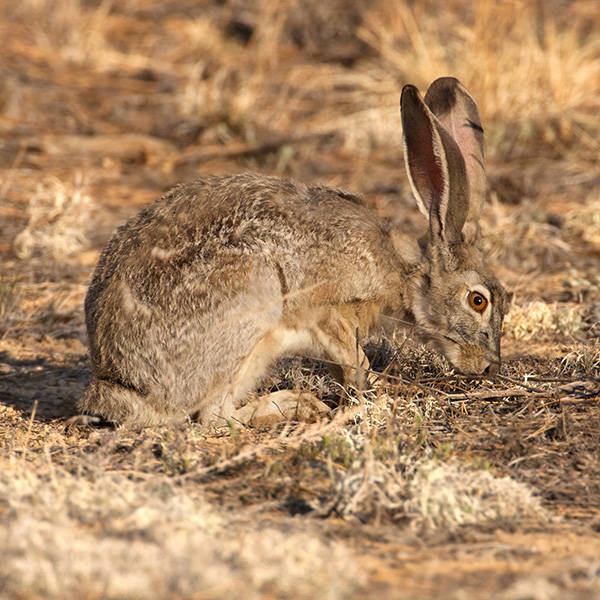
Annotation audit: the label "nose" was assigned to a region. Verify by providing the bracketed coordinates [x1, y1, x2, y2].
[483, 361, 500, 376]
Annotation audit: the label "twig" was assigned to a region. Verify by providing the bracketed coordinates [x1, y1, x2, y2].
[558, 396, 600, 405]
[525, 418, 559, 441]
[496, 374, 551, 393]
[524, 375, 596, 384]
[441, 388, 548, 401]
[508, 452, 555, 467]
[165, 133, 329, 171]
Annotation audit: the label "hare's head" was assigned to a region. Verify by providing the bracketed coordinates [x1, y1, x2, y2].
[401, 77, 511, 375]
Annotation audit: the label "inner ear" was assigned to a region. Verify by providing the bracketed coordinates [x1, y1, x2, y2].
[404, 111, 446, 205]
[401, 85, 450, 240]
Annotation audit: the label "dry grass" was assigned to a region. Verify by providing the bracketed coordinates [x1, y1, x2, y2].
[1, 0, 600, 598]
[2, 0, 598, 159]
[0, 278, 20, 336]
[12, 177, 94, 261]
[505, 301, 587, 341]
[567, 192, 600, 250]
[405, 459, 551, 533]
[0, 465, 364, 600]
[561, 342, 600, 379]
[321, 445, 551, 532]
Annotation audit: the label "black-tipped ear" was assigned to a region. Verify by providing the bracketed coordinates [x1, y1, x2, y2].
[401, 84, 468, 245]
[424, 77, 486, 226]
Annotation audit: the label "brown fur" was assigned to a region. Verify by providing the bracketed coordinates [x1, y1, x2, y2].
[79, 78, 510, 428]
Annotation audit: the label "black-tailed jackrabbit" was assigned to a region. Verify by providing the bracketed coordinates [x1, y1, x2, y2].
[78, 77, 510, 428]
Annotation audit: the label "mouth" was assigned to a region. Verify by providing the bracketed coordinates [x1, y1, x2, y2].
[482, 360, 500, 376]
[439, 335, 500, 376]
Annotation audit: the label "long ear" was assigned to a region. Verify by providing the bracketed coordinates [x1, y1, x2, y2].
[424, 77, 486, 227]
[401, 84, 469, 246]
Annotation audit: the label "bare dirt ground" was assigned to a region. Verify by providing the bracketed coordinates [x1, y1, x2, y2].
[1, 1, 599, 598]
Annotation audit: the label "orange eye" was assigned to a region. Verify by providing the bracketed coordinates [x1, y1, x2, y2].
[468, 291, 488, 313]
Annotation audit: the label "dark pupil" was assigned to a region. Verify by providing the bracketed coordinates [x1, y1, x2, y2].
[473, 294, 483, 306]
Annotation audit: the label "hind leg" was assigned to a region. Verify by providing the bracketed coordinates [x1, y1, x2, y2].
[199, 325, 329, 427]
[77, 378, 186, 428]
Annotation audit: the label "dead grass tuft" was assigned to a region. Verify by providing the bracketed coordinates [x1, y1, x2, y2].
[560, 341, 600, 378]
[504, 301, 587, 341]
[499, 576, 563, 600]
[405, 459, 551, 534]
[13, 177, 94, 261]
[325, 447, 551, 534]
[9, 0, 131, 70]
[567, 192, 600, 251]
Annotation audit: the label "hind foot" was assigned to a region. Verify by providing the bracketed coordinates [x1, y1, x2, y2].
[65, 414, 106, 430]
[233, 390, 331, 428]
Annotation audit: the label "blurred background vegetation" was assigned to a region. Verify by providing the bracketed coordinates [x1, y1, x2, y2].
[2, 0, 598, 167]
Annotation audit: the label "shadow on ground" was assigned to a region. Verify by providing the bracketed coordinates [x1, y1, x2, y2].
[0, 352, 89, 420]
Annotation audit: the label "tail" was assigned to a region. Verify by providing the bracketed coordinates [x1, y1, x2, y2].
[78, 378, 183, 427]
